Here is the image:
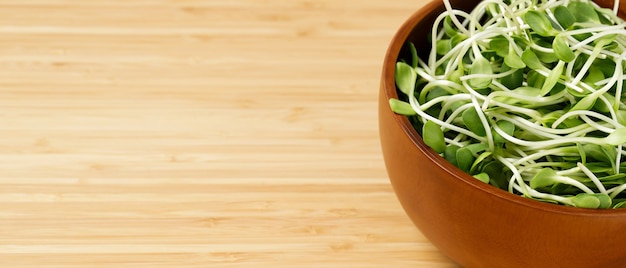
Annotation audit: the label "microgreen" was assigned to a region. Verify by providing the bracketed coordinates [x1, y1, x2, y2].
[395, 62, 416, 95]
[554, 5, 576, 30]
[390, 0, 626, 208]
[456, 147, 476, 173]
[389, 98, 417, 116]
[553, 36, 576, 62]
[474, 172, 491, 183]
[525, 10, 559, 37]
[423, 120, 446, 154]
[521, 49, 546, 71]
[468, 54, 494, 89]
[568, 0, 601, 23]
[463, 107, 488, 137]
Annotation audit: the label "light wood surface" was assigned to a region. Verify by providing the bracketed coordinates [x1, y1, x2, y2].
[0, 0, 460, 267]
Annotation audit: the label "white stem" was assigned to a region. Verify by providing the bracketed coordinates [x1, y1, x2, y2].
[577, 162, 607, 194]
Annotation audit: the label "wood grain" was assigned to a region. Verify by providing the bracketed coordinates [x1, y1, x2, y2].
[0, 0, 460, 267]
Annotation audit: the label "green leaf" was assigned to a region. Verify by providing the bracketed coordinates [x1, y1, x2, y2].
[468, 56, 493, 89]
[577, 143, 587, 164]
[592, 93, 613, 113]
[482, 161, 508, 189]
[534, 38, 560, 63]
[585, 162, 613, 174]
[583, 144, 614, 164]
[524, 10, 557, 37]
[425, 86, 450, 102]
[471, 151, 493, 174]
[530, 167, 597, 198]
[516, 85, 549, 98]
[571, 193, 602, 208]
[595, 58, 616, 79]
[568, 1, 600, 23]
[536, 51, 560, 64]
[444, 145, 461, 167]
[436, 39, 452, 55]
[448, 67, 464, 84]
[489, 36, 510, 57]
[570, 193, 610, 209]
[594, 34, 616, 47]
[617, 110, 626, 126]
[530, 168, 559, 189]
[540, 60, 565, 96]
[541, 110, 565, 127]
[569, 95, 596, 112]
[550, 183, 576, 195]
[598, 9, 615, 25]
[504, 51, 526, 69]
[522, 49, 545, 70]
[583, 66, 605, 87]
[596, 193, 613, 209]
[465, 143, 489, 154]
[389, 98, 416, 116]
[571, 49, 589, 71]
[422, 120, 446, 153]
[554, 5, 576, 29]
[409, 42, 418, 68]
[526, 72, 545, 90]
[589, 173, 626, 185]
[561, 117, 585, 129]
[450, 34, 468, 48]
[511, 35, 530, 49]
[605, 128, 626, 146]
[462, 107, 487, 137]
[443, 16, 458, 38]
[449, 100, 467, 113]
[456, 147, 475, 173]
[552, 36, 575, 62]
[395, 62, 416, 95]
[473, 172, 490, 183]
[493, 120, 515, 143]
[499, 64, 523, 90]
[566, 87, 590, 98]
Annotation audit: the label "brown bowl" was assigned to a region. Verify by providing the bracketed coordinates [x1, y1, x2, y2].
[379, 0, 626, 267]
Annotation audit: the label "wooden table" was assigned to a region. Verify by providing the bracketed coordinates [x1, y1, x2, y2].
[0, 0, 460, 267]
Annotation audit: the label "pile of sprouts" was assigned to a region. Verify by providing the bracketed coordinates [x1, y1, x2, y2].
[390, 0, 626, 208]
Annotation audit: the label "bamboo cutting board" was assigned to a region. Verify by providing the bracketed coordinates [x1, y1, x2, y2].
[0, 0, 460, 267]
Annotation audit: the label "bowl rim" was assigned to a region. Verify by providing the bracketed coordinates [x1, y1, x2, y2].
[382, 0, 626, 216]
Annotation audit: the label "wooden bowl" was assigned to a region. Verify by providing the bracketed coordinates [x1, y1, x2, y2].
[379, 0, 626, 267]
